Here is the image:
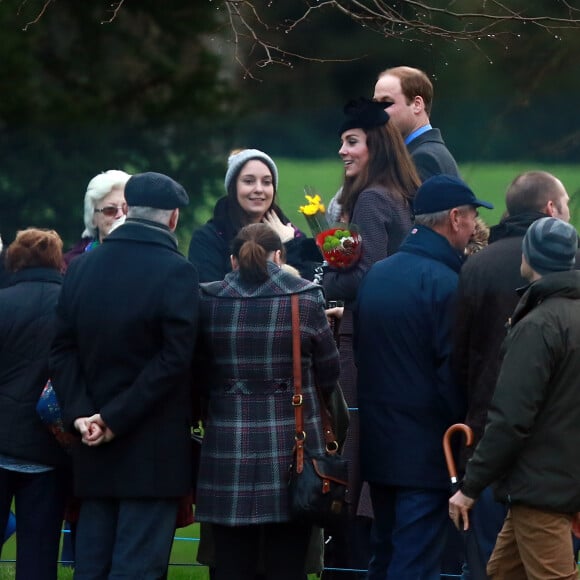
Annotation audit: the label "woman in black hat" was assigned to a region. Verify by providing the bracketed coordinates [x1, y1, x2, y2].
[321, 97, 420, 579]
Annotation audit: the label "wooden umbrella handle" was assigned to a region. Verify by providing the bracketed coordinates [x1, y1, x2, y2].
[443, 423, 474, 483]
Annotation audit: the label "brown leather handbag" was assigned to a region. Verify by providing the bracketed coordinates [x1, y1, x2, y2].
[287, 294, 349, 528]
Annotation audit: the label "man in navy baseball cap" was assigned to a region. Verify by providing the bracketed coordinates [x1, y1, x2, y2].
[414, 174, 493, 216]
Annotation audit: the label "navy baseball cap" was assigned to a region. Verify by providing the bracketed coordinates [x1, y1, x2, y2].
[413, 175, 494, 215]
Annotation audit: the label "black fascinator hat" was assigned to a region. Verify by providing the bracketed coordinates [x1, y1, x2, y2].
[339, 97, 390, 136]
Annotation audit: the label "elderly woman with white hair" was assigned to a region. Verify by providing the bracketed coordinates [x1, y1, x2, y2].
[64, 169, 131, 267]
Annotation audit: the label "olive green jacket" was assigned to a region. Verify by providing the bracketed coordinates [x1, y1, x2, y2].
[462, 270, 580, 513]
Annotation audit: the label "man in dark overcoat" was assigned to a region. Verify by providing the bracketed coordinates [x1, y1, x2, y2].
[453, 170, 573, 574]
[354, 175, 493, 580]
[51, 171, 199, 579]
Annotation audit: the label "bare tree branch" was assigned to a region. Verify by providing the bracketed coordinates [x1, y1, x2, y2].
[21, 0, 54, 31]
[100, 0, 125, 25]
[223, 0, 358, 80]
[13, 0, 580, 71]
[217, 0, 580, 71]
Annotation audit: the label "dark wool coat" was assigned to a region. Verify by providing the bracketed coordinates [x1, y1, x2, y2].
[194, 264, 340, 525]
[188, 197, 322, 282]
[407, 128, 460, 182]
[0, 268, 68, 467]
[355, 225, 466, 490]
[50, 219, 199, 498]
[323, 185, 413, 310]
[462, 270, 580, 513]
[453, 212, 548, 447]
[322, 185, 413, 514]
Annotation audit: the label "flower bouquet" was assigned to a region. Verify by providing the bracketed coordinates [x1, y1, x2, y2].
[315, 226, 362, 270]
[299, 189, 362, 270]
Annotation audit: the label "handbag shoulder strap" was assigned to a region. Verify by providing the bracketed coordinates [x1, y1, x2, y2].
[291, 294, 305, 472]
[291, 295, 339, 472]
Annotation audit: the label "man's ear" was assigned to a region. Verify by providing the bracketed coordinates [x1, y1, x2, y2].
[412, 95, 424, 114]
[168, 208, 179, 232]
[544, 200, 557, 217]
[448, 207, 461, 231]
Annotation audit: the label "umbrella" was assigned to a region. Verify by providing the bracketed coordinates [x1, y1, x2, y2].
[443, 423, 488, 580]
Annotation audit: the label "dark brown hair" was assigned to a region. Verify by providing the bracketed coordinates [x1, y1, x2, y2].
[231, 223, 284, 284]
[339, 122, 420, 218]
[5, 228, 64, 273]
[226, 158, 287, 229]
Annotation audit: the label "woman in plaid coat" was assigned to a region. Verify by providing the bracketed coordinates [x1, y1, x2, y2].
[195, 223, 340, 580]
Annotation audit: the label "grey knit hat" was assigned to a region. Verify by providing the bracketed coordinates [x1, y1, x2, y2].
[224, 149, 279, 192]
[522, 217, 578, 275]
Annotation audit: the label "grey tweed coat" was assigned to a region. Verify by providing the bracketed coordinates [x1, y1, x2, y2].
[194, 263, 340, 526]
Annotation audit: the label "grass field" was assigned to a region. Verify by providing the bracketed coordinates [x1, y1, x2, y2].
[0, 524, 209, 579]
[180, 160, 580, 253]
[0, 522, 323, 579]
[273, 159, 580, 234]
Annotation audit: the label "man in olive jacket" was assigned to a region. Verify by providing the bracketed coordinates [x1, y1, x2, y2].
[450, 217, 580, 580]
[51, 172, 199, 579]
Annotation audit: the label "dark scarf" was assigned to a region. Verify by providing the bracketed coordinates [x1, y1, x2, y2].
[488, 211, 547, 244]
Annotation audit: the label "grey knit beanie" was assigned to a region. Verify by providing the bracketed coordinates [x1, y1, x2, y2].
[224, 149, 279, 192]
[522, 217, 578, 275]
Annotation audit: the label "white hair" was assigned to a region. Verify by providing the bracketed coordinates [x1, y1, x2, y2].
[414, 205, 473, 228]
[82, 170, 131, 238]
[126, 206, 174, 226]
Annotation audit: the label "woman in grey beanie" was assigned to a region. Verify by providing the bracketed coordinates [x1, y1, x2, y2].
[188, 149, 321, 282]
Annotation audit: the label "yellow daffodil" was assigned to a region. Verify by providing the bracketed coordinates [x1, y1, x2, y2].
[299, 194, 326, 216]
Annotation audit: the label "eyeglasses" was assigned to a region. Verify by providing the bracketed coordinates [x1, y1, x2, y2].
[94, 205, 127, 218]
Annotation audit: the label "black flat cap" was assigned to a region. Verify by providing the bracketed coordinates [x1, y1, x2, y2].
[125, 172, 189, 209]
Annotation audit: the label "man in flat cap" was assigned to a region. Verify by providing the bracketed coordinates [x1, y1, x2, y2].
[450, 217, 580, 580]
[51, 171, 199, 578]
[354, 175, 493, 579]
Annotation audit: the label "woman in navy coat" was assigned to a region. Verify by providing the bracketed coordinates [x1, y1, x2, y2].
[0, 228, 69, 580]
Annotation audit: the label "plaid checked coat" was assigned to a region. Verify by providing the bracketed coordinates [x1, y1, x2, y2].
[195, 264, 340, 525]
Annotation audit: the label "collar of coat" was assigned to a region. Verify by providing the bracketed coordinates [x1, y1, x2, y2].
[488, 211, 548, 244]
[398, 224, 465, 274]
[105, 218, 179, 250]
[200, 261, 320, 298]
[509, 270, 580, 328]
[5, 267, 62, 287]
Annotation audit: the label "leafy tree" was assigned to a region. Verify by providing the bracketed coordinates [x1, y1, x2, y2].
[0, 1, 236, 248]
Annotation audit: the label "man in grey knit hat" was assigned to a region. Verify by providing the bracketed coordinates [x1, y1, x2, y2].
[449, 216, 580, 579]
